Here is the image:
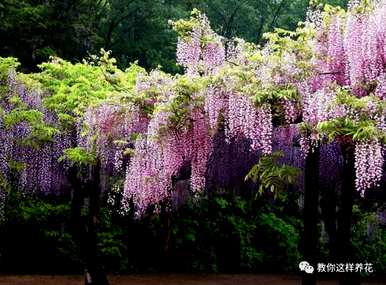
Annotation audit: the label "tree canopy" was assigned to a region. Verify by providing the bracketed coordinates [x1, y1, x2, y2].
[0, 0, 348, 73]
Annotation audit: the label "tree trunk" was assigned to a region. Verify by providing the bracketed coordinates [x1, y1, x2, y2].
[84, 161, 109, 285]
[68, 166, 83, 258]
[160, 202, 172, 272]
[320, 184, 338, 261]
[67, 163, 109, 285]
[337, 144, 360, 285]
[302, 146, 320, 285]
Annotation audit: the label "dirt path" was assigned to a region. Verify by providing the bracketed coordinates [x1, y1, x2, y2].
[0, 274, 384, 285]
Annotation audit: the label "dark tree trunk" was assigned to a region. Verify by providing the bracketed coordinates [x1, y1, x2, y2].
[67, 163, 109, 285]
[302, 146, 320, 285]
[68, 166, 83, 255]
[320, 184, 338, 261]
[84, 161, 109, 285]
[337, 144, 360, 285]
[160, 202, 172, 272]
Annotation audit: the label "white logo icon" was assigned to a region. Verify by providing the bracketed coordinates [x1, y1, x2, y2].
[299, 261, 314, 274]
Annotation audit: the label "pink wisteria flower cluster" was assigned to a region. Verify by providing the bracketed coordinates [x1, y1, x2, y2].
[0, 71, 70, 194]
[103, 2, 386, 213]
[174, 10, 225, 76]
[305, 1, 386, 194]
[1, 1, 385, 217]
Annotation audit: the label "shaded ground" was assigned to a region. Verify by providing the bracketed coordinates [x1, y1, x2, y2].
[0, 274, 385, 285]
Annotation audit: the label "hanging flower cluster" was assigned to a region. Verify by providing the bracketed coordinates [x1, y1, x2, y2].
[122, 75, 214, 215]
[124, 119, 207, 215]
[226, 94, 272, 154]
[355, 141, 384, 195]
[1, 2, 386, 215]
[121, 10, 326, 215]
[172, 9, 225, 76]
[0, 69, 70, 193]
[80, 102, 150, 171]
[204, 86, 228, 130]
[303, 1, 386, 195]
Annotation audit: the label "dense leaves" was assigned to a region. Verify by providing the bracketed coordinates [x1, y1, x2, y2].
[0, 0, 348, 72]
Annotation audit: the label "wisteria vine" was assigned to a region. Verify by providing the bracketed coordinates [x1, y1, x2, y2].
[0, 1, 385, 217]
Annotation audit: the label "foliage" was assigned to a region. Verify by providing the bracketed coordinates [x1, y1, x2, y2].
[170, 191, 302, 272]
[59, 147, 97, 167]
[257, 212, 301, 270]
[245, 151, 300, 198]
[352, 205, 386, 274]
[0, 0, 103, 71]
[97, 208, 129, 272]
[0, 0, 347, 72]
[0, 191, 80, 273]
[32, 51, 144, 119]
[317, 88, 386, 143]
[1, 184, 386, 275]
[0, 57, 20, 79]
[0, 190, 302, 273]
